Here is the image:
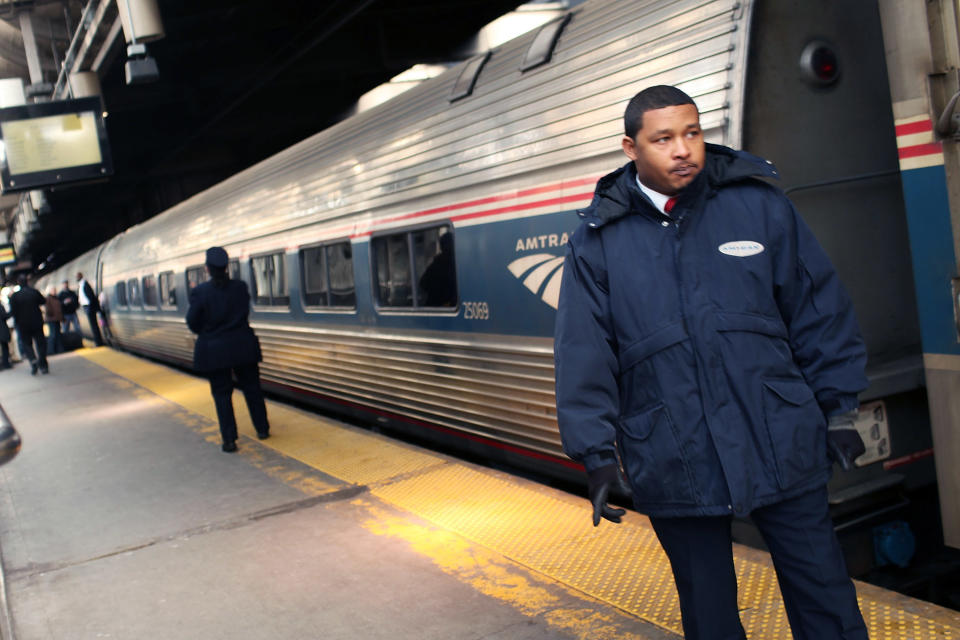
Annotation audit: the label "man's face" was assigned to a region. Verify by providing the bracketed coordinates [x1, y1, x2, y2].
[621, 103, 705, 195]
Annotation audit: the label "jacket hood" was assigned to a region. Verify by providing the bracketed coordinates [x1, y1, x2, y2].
[579, 143, 779, 228]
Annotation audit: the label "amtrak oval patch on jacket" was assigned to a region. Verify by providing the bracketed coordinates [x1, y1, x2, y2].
[719, 241, 765, 257]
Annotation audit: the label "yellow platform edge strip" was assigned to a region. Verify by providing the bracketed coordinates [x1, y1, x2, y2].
[78, 347, 960, 639]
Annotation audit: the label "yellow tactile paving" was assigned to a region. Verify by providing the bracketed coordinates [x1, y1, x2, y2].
[78, 347, 444, 486]
[77, 346, 960, 639]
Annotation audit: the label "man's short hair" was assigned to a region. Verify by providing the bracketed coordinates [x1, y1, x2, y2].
[623, 85, 697, 139]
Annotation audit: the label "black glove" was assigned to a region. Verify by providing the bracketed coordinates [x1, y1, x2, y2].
[586, 464, 628, 526]
[827, 410, 865, 471]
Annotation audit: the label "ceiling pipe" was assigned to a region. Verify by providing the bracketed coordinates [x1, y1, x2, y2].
[53, 0, 110, 99]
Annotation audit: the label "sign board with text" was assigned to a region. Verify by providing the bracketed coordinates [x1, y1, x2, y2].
[0, 97, 113, 193]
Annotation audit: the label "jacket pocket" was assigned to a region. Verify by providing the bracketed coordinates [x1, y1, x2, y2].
[761, 378, 826, 490]
[617, 404, 699, 505]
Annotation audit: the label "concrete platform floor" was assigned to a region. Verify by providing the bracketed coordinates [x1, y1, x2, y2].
[0, 349, 677, 640]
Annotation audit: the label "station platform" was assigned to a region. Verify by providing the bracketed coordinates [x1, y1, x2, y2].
[0, 348, 957, 640]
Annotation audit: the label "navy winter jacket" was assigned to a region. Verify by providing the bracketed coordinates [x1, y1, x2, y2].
[186, 278, 262, 372]
[554, 144, 868, 518]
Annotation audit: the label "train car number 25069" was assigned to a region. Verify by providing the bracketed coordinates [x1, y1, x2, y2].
[463, 301, 490, 320]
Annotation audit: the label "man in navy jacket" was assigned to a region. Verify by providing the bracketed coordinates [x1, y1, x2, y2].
[186, 247, 270, 452]
[554, 86, 869, 639]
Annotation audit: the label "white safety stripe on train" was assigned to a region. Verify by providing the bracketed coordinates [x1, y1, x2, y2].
[895, 116, 944, 170]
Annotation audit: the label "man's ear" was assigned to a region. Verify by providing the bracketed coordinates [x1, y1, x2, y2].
[621, 136, 638, 161]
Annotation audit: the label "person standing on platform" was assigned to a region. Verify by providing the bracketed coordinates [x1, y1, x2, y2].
[58, 280, 81, 334]
[44, 287, 64, 355]
[10, 275, 48, 375]
[554, 85, 869, 640]
[76, 272, 104, 346]
[0, 300, 12, 370]
[186, 246, 270, 452]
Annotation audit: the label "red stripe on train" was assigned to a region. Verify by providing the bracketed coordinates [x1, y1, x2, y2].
[882, 447, 934, 470]
[311, 176, 601, 243]
[351, 190, 595, 237]
[377, 176, 600, 227]
[898, 142, 942, 159]
[895, 120, 933, 136]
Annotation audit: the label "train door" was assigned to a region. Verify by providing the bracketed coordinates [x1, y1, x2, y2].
[877, 0, 960, 549]
[740, 0, 938, 568]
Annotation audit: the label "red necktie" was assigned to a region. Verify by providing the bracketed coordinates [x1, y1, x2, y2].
[664, 197, 678, 213]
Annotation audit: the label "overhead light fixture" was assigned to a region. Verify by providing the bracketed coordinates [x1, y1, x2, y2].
[125, 43, 159, 85]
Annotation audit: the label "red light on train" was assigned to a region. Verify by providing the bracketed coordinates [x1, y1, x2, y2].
[800, 41, 840, 86]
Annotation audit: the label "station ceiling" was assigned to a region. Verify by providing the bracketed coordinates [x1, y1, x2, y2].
[2, 0, 527, 271]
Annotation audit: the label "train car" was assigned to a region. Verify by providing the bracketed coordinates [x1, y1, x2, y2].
[38, 0, 956, 576]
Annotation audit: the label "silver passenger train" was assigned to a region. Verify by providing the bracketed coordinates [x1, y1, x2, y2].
[40, 0, 951, 573]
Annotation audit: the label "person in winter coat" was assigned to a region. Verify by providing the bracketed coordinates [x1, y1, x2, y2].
[44, 287, 64, 354]
[186, 246, 270, 452]
[58, 280, 81, 333]
[554, 85, 869, 640]
[10, 275, 48, 375]
[0, 300, 12, 369]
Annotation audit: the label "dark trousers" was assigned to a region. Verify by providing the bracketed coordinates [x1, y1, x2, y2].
[83, 306, 104, 346]
[649, 487, 868, 640]
[46, 322, 63, 354]
[208, 363, 269, 444]
[0, 342, 9, 368]
[18, 329, 47, 371]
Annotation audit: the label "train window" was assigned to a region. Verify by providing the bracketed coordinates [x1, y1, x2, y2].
[373, 234, 413, 307]
[449, 51, 490, 102]
[115, 281, 128, 307]
[159, 271, 176, 308]
[372, 224, 457, 309]
[186, 265, 208, 291]
[300, 241, 356, 308]
[228, 259, 241, 282]
[520, 13, 571, 72]
[142, 274, 158, 308]
[127, 278, 142, 307]
[250, 252, 289, 306]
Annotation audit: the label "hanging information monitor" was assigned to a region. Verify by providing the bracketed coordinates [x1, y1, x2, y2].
[0, 96, 113, 194]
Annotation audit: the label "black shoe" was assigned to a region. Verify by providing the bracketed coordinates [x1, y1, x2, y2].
[222, 441, 237, 452]
[30, 363, 37, 375]
[40, 367, 49, 375]
[256, 431, 270, 440]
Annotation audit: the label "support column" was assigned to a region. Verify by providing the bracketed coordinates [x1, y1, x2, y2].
[18, 11, 43, 86]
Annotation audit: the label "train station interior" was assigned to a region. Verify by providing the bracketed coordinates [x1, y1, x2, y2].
[0, 0, 959, 638]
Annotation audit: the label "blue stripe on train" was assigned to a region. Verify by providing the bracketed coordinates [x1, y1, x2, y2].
[899, 164, 960, 356]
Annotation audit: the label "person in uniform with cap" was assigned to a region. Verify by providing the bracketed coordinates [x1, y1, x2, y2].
[186, 246, 270, 451]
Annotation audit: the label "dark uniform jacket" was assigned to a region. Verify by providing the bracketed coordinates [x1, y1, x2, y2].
[554, 144, 868, 518]
[186, 278, 261, 372]
[9, 286, 46, 334]
[58, 288, 79, 315]
[0, 305, 10, 343]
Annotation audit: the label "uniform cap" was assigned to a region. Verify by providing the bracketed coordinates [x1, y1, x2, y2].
[205, 246, 229, 268]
